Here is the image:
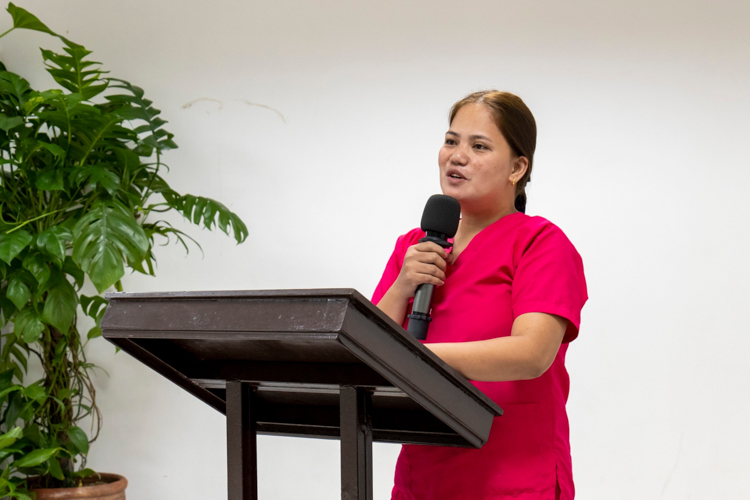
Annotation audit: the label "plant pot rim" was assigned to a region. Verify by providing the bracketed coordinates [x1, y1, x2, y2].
[30, 473, 127, 499]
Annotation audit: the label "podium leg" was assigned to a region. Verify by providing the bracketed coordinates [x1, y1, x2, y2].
[227, 381, 258, 500]
[340, 386, 373, 500]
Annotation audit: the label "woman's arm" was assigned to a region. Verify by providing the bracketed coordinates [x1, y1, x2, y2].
[425, 312, 568, 381]
[375, 285, 411, 326]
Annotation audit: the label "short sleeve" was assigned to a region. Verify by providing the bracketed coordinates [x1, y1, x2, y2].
[372, 231, 418, 305]
[512, 224, 588, 343]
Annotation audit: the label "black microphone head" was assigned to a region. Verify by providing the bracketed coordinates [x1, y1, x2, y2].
[420, 195, 461, 238]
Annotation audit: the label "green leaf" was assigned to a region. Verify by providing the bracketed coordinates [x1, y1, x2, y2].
[7, 3, 55, 35]
[0, 384, 21, 401]
[0, 230, 33, 264]
[73, 468, 97, 479]
[24, 94, 44, 114]
[13, 308, 44, 343]
[10, 345, 28, 374]
[165, 193, 248, 244]
[37, 226, 72, 262]
[56, 387, 72, 401]
[71, 164, 120, 195]
[38, 141, 66, 159]
[72, 201, 148, 293]
[41, 39, 106, 99]
[14, 448, 59, 468]
[6, 277, 30, 310]
[0, 113, 23, 132]
[0, 297, 11, 325]
[63, 256, 84, 288]
[22, 252, 50, 287]
[0, 427, 23, 450]
[23, 384, 46, 401]
[86, 326, 101, 339]
[42, 270, 78, 333]
[80, 294, 108, 322]
[23, 424, 41, 446]
[47, 456, 64, 480]
[132, 144, 153, 157]
[4, 392, 23, 427]
[113, 148, 141, 173]
[35, 169, 65, 191]
[67, 426, 88, 455]
[0, 71, 32, 107]
[0, 369, 14, 390]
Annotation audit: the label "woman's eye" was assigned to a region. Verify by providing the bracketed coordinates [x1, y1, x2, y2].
[473, 143, 488, 150]
[445, 138, 457, 145]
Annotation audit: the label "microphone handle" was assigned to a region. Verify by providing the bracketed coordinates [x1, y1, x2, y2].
[407, 283, 434, 340]
[406, 232, 452, 340]
[412, 283, 434, 314]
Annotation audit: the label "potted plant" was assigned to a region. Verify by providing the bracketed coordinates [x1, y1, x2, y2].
[0, 4, 248, 498]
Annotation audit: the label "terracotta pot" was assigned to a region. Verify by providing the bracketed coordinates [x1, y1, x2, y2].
[31, 473, 127, 500]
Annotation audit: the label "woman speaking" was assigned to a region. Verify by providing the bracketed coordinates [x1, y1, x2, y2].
[373, 91, 588, 500]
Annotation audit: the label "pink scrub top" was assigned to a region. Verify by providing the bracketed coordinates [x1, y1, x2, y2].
[372, 212, 588, 500]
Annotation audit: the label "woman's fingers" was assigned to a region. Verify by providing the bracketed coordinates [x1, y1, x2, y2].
[413, 241, 449, 259]
[408, 252, 447, 272]
[414, 262, 446, 281]
[408, 243, 448, 269]
[392, 241, 451, 297]
[413, 273, 444, 286]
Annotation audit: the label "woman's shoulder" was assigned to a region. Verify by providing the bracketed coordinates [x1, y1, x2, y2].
[509, 213, 579, 254]
[514, 212, 559, 232]
[511, 213, 568, 236]
[393, 227, 424, 251]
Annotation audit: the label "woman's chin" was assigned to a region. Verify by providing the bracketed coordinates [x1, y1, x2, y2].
[440, 182, 466, 199]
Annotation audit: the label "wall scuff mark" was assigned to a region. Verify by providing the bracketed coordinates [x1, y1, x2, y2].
[238, 99, 286, 123]
[182, 98, 224, 111]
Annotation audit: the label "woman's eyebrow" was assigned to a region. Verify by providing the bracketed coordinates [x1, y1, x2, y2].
[445, 131, 493, 143]
[470, 134, 493, 142]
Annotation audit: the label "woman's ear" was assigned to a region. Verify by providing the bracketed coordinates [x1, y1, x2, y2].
[512, 156, 529, 180]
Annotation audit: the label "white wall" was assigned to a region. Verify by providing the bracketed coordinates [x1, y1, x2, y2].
[3, 0, 749, 498]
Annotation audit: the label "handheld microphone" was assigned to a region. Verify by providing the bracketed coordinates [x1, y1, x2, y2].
[407, 194, 461, 340]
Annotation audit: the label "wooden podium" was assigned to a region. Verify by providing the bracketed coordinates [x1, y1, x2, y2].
[101, 289, 502, 500]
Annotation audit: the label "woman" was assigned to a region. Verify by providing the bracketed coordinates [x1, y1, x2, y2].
[373, 91, 588, 500]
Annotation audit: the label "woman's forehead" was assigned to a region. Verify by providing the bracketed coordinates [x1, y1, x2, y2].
[449, 103, 503, 138]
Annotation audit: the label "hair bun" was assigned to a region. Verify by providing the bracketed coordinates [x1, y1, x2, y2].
[514, 193, 527, 214]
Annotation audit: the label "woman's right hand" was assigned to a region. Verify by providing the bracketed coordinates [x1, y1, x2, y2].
[391, 241, 450, 299]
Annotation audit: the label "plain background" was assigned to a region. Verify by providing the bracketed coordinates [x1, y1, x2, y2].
[2, 0, 749, 498]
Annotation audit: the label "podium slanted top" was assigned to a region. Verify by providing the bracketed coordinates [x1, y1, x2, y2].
[101, 288, 502, 448]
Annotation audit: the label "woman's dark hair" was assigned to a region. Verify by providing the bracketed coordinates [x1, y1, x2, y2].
[449, 91, 537, 213]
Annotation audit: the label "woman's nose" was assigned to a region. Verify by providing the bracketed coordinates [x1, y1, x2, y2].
[451, 147, 468, 165]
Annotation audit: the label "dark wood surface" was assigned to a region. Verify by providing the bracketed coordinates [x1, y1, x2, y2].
[102, 288, 502, 448]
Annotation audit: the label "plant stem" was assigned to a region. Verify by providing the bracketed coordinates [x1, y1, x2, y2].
[3, 207, 67, 234]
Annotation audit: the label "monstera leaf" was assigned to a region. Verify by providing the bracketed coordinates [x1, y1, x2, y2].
[163, 192, 248, 244]
[72, 201, 148, 292]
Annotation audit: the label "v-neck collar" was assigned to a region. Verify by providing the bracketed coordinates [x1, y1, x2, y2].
[448, 211, 524, 266]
